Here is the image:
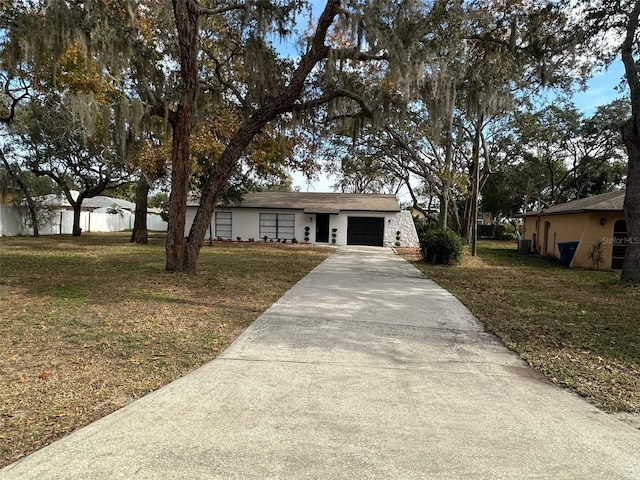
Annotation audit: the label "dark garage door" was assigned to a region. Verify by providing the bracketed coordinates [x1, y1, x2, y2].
[347, 217, 385, 246]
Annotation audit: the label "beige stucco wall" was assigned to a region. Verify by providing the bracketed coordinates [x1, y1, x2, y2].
[522, 212, 626, 270]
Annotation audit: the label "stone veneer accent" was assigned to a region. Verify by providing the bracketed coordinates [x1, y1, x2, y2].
[385, 210, 420, 248]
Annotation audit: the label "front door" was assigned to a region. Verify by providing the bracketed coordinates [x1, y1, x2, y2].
[316, 214, 330, 243]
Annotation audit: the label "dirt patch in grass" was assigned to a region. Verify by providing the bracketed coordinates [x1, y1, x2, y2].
[0, 233, 332, 467]
[403, 241, 640, 416]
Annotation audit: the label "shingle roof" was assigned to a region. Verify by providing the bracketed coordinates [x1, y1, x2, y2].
[521, 190, 625, 217]
[213, 192, 401, 213]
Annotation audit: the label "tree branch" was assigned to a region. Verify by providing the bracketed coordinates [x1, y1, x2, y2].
[202, 47, 247, 108]
[292, 89, 374, 118]
[1, 78, 30, 124]
[331, 47, 389, 62]
[148, 102, 177, 127]
[192, 0, 247, 16]
[384, 126, 441, 180]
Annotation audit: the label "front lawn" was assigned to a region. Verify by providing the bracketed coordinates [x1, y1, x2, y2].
[0, 233, 332, 468]
[403, 241, 640, 414]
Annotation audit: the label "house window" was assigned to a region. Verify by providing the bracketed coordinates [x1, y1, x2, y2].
[259, 213, 295, 240]
[215, 211, 232, 239]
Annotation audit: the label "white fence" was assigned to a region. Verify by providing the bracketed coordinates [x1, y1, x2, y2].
[0, 206, 167, 236]
[0, 205, 22, 236]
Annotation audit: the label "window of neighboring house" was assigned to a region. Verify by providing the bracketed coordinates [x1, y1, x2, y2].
[259, 213, 295, 240]
[215, 211, 232, 239]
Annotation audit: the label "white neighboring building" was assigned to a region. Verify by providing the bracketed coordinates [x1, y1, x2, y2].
[186, 192, 419, 247]
[0, 191, 167, 236]
[0, 204, 22, 236]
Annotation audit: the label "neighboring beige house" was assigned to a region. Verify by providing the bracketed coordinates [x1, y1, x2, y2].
[186, 191, 420, 247]
[521, 190, 627, 270]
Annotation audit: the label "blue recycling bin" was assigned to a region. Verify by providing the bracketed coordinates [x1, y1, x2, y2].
[557, 241, 579, 266]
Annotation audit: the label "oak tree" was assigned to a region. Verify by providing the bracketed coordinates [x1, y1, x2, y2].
[581, 0, 640, 281]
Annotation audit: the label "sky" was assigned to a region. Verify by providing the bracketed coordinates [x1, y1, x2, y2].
[573, 60, 627, 114]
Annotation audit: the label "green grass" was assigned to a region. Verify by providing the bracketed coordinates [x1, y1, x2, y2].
[404, 240, 640, 413]
[0, 233, 332, 467]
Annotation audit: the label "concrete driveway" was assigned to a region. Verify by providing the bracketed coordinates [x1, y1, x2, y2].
[2, 246, 639, 479]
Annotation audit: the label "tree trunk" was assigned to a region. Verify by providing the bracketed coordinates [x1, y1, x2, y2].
[461, 192, 473, 244]
[471, 114, 483, 256]
[620, 2, 640, 283]
[24, 187, 39, 238]
[183, 119, 272, 273]
[448, 188, 462, 234]
[131, 175, 150, 244]
[440, 85, 456, 232]
[439, 183, 449, 230]
[621, 117, 640, 283]
[71, 199, 83, 236]
[167, 0, 340, 273]
[440, 141, 452, 231]
[166, 0, 199, 272]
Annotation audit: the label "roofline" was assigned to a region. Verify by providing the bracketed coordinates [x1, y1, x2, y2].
[519, 208, 623, 218]
[207, 205, 400, 213]
[188, 191, 401, 212]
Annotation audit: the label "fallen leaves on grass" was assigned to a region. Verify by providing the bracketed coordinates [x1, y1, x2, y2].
[404, 240, 640, 414]
[0, 234, 332, 468]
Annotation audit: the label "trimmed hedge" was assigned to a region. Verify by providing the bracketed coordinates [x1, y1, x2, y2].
[420, 229, 463, 265]
[477, 223, 517, 240]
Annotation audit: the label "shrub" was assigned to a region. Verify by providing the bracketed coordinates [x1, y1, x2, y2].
[478, 223, 517, 240]
[495, 223, 517, 241]
[420, 229, 463, 265]
[477, 224, 494, 238]
[414, 218, 439, 239]
[587, 240, 605, 269]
